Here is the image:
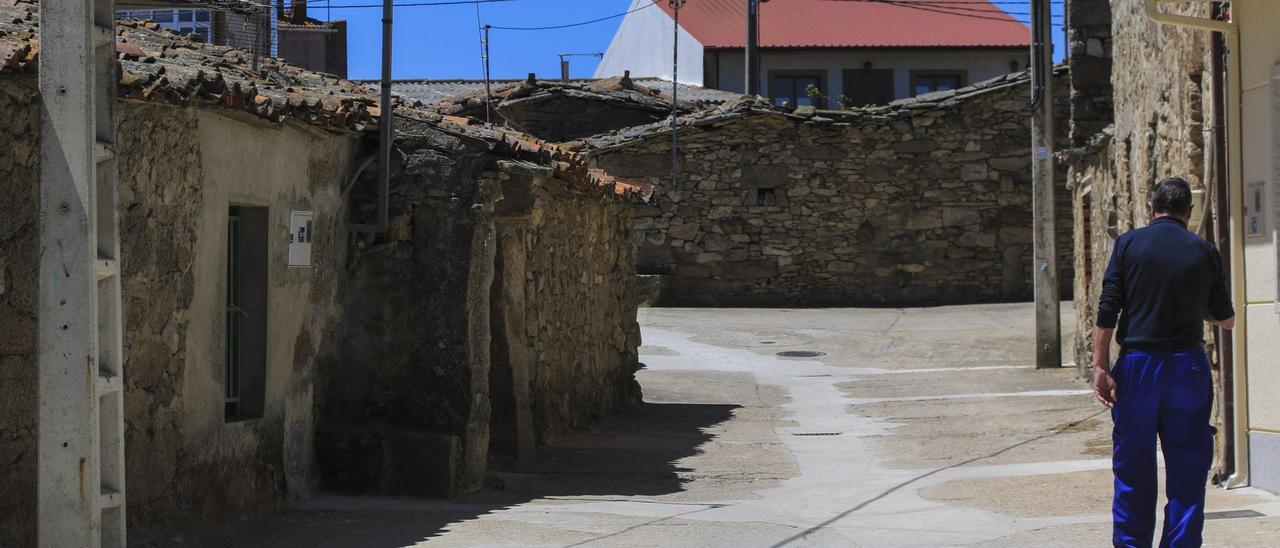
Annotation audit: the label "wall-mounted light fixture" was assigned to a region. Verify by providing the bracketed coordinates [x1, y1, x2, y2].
[1011, 60, 1020, 72]
[863, 61, 874, 73]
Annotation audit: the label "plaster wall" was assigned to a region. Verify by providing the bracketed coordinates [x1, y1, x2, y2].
[1236, 3, 1280, 474]
[707, 48, 1027, 103]
[153, 110, 359, 530]
[0, 75, 361, 543]
[594, 0, 704, 84]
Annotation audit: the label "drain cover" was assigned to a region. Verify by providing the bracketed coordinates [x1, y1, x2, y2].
[793, 432, 841, 436]
[777, 350, 826, 358]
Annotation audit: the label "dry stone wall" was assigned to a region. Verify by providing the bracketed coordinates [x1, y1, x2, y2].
[316, 122, 640, 498]
[587, 73, 1073, 306]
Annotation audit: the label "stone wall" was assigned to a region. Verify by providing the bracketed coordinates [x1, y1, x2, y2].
[316, 121, 640, 497]
[1067, 0, 1114, 147]
[0, 76, 39, 548]
[585, 73, 1073, 306]
[0, 74, 361, 542]
[1066, 0, 1212, 370]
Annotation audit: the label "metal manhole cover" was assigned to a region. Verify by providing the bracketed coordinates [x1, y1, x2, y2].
[777, 350, 826, 358]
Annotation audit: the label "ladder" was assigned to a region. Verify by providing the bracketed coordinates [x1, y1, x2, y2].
[38, 0, 126, 544]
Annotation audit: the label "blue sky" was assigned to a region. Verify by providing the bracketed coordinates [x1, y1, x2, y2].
[312, 0, 1066, 81]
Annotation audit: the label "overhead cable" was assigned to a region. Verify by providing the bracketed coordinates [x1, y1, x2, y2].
[489, 0, 659, 31]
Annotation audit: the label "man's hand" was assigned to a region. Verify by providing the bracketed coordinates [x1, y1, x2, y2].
[1094, 366, 1117, 408]
[1091, 326, 1117, 408]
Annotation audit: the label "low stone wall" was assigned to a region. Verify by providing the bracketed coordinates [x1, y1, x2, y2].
[585, 72, 1073, 306]
[316, 121, 640, 497]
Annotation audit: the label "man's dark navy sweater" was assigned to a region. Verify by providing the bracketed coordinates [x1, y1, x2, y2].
[1097, 216, 1235, 349]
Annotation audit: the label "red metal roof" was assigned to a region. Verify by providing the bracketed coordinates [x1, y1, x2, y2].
[655, 0, 1029, 49]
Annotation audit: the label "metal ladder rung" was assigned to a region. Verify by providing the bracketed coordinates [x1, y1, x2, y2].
[94, 141, 116, 164]
[96, 370, 121, 397]
[99, 486, 123, 510]
[93, 24, 114, 48]
[95, 257, 119, 281]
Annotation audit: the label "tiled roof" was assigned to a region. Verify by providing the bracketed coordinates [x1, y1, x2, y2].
[652, 0, 1029, 49]
[577, 69, 1049, 153]
[378, 76, 743, 108]
[0, 0, 649, 201]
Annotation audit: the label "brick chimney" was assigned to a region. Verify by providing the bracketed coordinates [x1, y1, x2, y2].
[291, 0, 308, 24]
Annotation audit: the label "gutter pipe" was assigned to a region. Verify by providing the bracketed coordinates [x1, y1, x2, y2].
[351, 0, 392, 233]
[1144, 0, 1248, 489]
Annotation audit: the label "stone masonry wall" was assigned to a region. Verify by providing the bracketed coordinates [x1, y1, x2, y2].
[316, 122, 640, 498]
[587, 74, 1072, 306]
[0, 77, 358, 541]
[1068, 0, 1212, 370]
[1067, 0, 1114, 148]
[520, 178, 641, 440]
[0, 76, 39, 548]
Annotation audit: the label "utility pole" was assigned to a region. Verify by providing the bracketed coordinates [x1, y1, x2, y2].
[670, 0, 684, 188]
[481, 24, 493, 123]
[39, 0, 127, 542]
[1030, 0, 1059, 369]
[745, 0, 761, 95]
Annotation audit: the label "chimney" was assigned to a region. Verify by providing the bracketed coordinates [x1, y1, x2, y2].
[291, 0, 308, 24]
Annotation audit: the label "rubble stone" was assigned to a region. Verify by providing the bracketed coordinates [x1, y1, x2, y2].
[588, 72, 1074, 306]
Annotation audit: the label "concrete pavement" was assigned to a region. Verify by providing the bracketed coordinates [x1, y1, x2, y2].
[169, 303, 1280, 547]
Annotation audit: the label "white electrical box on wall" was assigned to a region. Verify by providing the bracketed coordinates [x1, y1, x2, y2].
[288, 210, 313, 267]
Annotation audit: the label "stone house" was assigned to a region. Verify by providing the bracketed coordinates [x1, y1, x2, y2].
[1064, 0, 1280, 494]
[575, 71, 1073, 307]
[0, 3, 645, 544]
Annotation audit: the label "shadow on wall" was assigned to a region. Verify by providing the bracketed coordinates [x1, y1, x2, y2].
[159, 402, 738, 547]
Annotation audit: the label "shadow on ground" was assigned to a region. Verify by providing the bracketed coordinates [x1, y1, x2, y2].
[142, 402, 738, 547]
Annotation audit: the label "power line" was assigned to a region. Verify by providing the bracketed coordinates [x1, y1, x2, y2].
[320, 0, 518, 9]
[488, 0, 659, 31]
[887, 0, 1064, 18]
[877, 0, 1037, 24]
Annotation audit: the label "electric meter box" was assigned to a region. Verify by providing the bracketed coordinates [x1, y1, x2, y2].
[288, 210, 313, 267]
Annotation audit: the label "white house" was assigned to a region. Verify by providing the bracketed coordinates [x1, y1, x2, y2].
[596, 0, 1030, 107]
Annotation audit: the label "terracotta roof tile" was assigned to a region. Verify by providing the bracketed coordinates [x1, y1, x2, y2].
[654, 0, 1029, 49]
[0, 0, 647, 202]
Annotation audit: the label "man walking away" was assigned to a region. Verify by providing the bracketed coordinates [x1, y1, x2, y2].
[1092, 177, 1235, 548]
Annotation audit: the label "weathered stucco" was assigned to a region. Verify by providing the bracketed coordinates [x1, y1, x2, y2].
[587, 74, 1073, 306]
[316, 122, 641, 498]
[0, 73, 362, 541]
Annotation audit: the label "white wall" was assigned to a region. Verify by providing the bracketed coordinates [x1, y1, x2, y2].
[1237, 0, 1280, 494]
[594, 0, 704, 84]
[708, 48, 1027, 103]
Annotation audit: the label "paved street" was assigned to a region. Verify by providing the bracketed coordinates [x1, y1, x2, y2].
[174, 304, 1280, 547]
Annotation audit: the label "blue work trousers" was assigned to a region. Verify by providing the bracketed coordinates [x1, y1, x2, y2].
[1111, 348, 1215, 548]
